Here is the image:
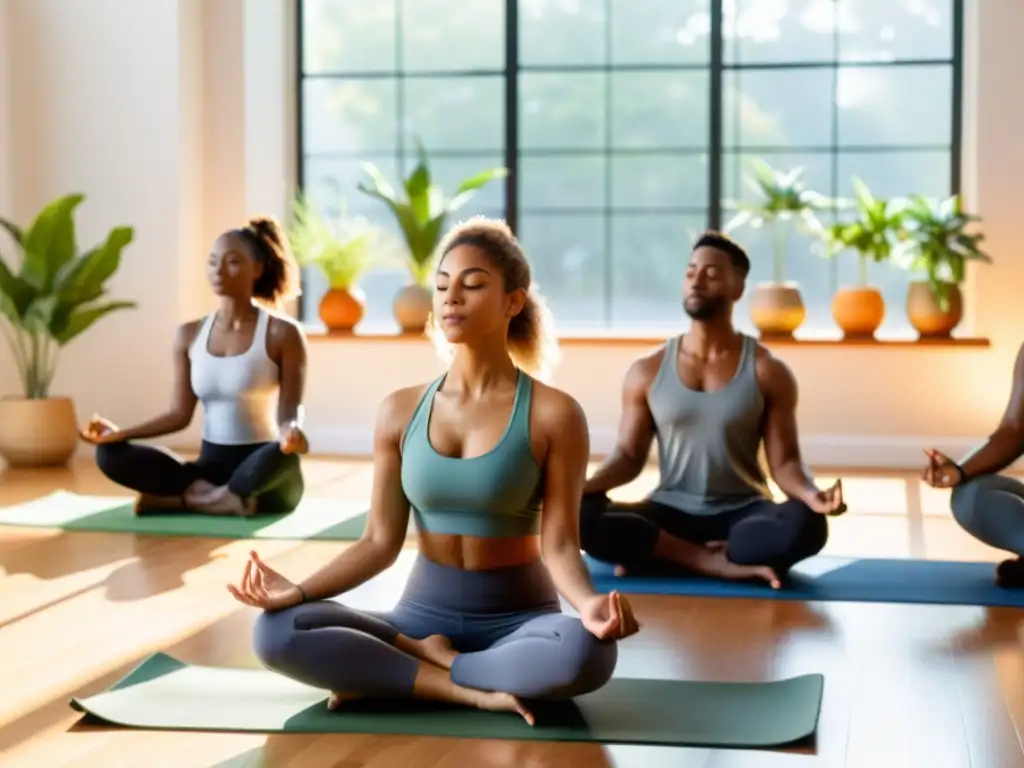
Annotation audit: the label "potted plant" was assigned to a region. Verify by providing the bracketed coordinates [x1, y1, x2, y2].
[894, 194, 991, 338]
[0, 193, 136, 467]
[287, 193, 395, 333]
[724, 159, 831, 338]
[820, 178, 906, 339]
[358, 139, 507, 333]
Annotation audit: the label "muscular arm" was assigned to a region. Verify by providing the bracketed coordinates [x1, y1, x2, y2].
[538, 389, 600, 611]
[296, 389, 414, 601]
[273, 319, 308, 432]
[760, 354, 819, 504]
[117, 323, 199, 440]
[583, 357, 656, 494]
[958, 341, 1024, 479]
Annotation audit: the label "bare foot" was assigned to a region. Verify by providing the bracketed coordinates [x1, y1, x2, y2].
[194, 488, 255, 517]
[183, 480, 220, 508]
[471, 690, 535, 726]
[326, 691, 362, 710]
[412, 635, 458, 670]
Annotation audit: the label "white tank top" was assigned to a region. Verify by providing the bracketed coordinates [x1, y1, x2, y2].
[189, 308, 280, 445]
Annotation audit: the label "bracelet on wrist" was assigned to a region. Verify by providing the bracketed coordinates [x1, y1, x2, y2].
[295, 584, 308, 603]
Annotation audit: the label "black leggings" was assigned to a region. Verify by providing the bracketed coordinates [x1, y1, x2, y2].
[95, 440, 304, 514]
[580, 493, 828, 574]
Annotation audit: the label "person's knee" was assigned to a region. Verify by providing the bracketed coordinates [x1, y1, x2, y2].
[94, 442, 130, 480]
[789, 499, 829, 555]
[554, 621, 618, 697]
[950, 476, 993, 534]
[252, 608, 299, 669]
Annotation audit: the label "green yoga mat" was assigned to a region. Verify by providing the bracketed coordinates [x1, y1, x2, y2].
[0, 490, 370, 541]
[69, 652, 823, 749]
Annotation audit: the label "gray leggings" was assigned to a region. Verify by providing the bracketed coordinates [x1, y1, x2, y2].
[253, 555, 618, 700]
[951, 473, 1024, 556]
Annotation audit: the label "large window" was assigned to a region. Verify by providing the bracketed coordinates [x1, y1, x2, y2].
[298, 0, 962, 336]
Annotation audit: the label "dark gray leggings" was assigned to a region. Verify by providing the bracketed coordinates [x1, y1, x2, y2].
[951, 473, 1024, 556]
[254, 555, 618, 700]
[95, 439, 304, 514]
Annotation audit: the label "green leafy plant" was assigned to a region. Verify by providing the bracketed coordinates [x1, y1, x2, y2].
[723, 159, 832, 283]
[0, 193, 136, 399]
[286, 192, 395, 290]
[893, 194, 991, 310]
[821, 177, 907, 286]
[357, 139, 508, 287]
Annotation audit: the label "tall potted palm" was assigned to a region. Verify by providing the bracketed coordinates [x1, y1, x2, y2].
[821, 178, 906, 339]
[358, 139, 507, 333]
[0, 193, 136, 467]
[724, 159, 830, 338]
[894, 194, 991, 338]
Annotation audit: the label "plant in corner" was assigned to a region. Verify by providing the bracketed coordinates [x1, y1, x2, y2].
[893, 194, 991, 339]
[0, 193, 135, 468]
[287, 192, 397, 334]
[357, 139, 508, 333]
[820, 177, 906, 340]
[723, 158, 831, 339]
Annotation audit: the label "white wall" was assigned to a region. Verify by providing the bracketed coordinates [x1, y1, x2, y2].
[0, 0, 16, 399]
[0, 0, 1021, 469]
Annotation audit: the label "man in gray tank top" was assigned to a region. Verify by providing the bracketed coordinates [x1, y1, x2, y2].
[579, 232, 844, 587]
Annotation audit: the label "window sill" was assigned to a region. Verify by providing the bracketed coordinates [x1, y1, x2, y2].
[304, 326, 990, 349]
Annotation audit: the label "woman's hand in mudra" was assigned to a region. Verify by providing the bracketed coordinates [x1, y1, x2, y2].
[279, 423, 309, 455]
[579, 590, 641, 641]
[227, 551, 304, 612]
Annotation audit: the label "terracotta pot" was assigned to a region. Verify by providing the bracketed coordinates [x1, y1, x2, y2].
[0, 396, 79, 468]
[749, 282, 806, 339]
[906, 280, 963, 339]
[392, 283, 433, 334]
[318, 287, 366, 333]
[831, 286, 886, 339]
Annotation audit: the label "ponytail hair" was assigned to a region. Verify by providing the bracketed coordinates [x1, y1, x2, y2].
[427, 217, 561, 380]
[233, 215, 301, 308]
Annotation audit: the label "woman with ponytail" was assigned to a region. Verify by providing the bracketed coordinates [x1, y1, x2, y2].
[228, 217, 640, 725]
[80, 215, 309, 517]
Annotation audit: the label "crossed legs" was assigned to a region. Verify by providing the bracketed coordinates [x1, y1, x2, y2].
[95, 440, 303, 516]
[951, 473, 1024, 586]
[580, 492, 828, 576]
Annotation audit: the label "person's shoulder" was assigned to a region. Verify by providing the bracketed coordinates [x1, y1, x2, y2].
[528, 378, 587, 430]
[750, 337, 798, 395]
[173, 316, 207, 350]
[376, 380, 436, 432]
[264, 308, 306, 344]
[623, 337, 673, 391]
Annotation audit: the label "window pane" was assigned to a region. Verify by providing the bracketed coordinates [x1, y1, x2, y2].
[402, 76, 505, 153]
[612, 154, 709, 210]
[836, 149, 950, 200]
[837, 65, 952, 147]
[519, 0, 606, 67]
[303, 155, 401, 216]
[519, 73, 607, 150]
[837, 0, 954, 62]
[722, 68, 834, 149]
[302, 79, 398, 154]
[723, 0, 837, 65]
[610, 213, 708, 328]
[611, 71, 710, 150]
[721, 151, 833, 208]
[517, 213, 608, 329]
[610, 0, 712, 65]
[400, 0, 505, 72]
[302, 0, 396, 74]
[414, 153, 508, 216]
[520, 154, 606, 211]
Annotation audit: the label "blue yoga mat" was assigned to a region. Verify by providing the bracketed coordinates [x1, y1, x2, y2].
[586, 555, 1024, 608]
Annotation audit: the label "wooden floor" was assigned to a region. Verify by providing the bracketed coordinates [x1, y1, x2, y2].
[2, 458, 1023, 768]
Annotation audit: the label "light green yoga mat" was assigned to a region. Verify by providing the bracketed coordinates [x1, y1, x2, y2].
[69, 652, 823, 748]
[0, 490, 370, 541]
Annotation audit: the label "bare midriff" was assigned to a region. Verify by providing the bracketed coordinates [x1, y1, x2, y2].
[417, 532, 542, 571]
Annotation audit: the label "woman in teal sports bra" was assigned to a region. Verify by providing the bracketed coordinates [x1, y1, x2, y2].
[227, 216, 640, 723]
